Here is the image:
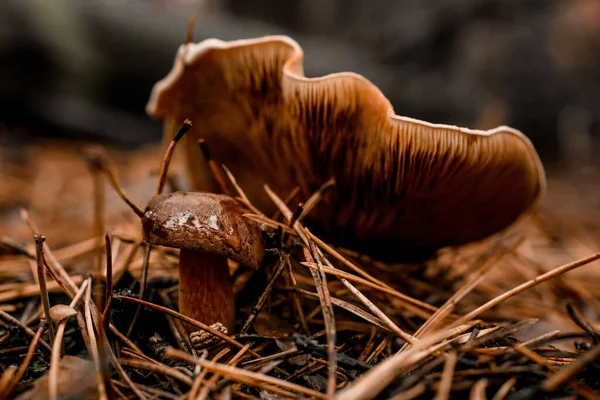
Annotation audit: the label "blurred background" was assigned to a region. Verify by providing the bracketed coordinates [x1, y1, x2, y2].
[1, 0, 599, 172]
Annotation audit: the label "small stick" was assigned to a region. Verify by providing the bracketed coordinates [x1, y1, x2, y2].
[0, 366, 17, 398]
[197, 343, 252, 399]
[49, 279, 90, 400]
[312, 239, 419, 344]
[513, 344, 599, 399]
[265, 184, 338, 394]
[157, 290, 195, 355]
[84, 285, 108, 400]
[138, 243, 152, 303]
[435, 351, 458, 400]
[303, 245, 337, 398]
[243, 213, 296, 234]
[120, 348, 163, 366]
[491, 377, 517, 400]
[189, 349, 226, 399]
[21, 209, 78, 296]
[109, 382, 128, 400]
[450, 252, 600, 328]
[408, 235, 523, 346]
[100, 330, 149, 399]
[51, 236, 107, 264]
[240, 348, 302, 367]
[197, 138, 231, 196]
[86, 148, 107, 311]
[42, 260, 67, 293]
[166, 347, 327, 399]
[111, 380, 156, 400]
[506, 332, 600, 400]
[336, 322, 479, 400]
[0, 346, 30, 356]
[156, 119, 192, 195]
[357, 328, 378, 361]
[185, 16, 195, 43]
[0, 333, 10, 345]
[0, 236, 35, 259]
[295, 288, 387, 330]
[264, 184, 418, 392]
[20, 298, 39, 325]
[240, 255, 287, 333]
[365, 334, 392, 364]
[280, 203, 305, 245]
[542, 344, 600, 395]
[0, 310, 51, 352]
[282, 357, 324, 385]
[108, 324, 144, 355]
[307, 231, 395, 290]
[297, 178, 335, 223]
[103, 232, 113, 332]
[116, 295, 264, 360]
[566, 301, 600, 343]
[285, 252, 311, 335]
[118, 358, 193, 386]
[126, 243, 152, 337]
[111, 239, 142, 287]
[289, 203, 304, 227]
[221, 164, 263, 216]
[470, 378, 488, 400]
[0, 275, 80, 304]
[34, 234, 54, 343]
[83, 151, 145, 218]
[263, 185, 294, 224]
[0, 320, 46, 399]
[300, 262, 438, 318]
[387, 383, 426, 400]
[271, 185, 301, 221]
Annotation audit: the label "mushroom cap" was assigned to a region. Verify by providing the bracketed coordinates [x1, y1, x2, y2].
[49, 304, 77, 324]
[142, 192, 264, 269]
[146, 35, 545, 262]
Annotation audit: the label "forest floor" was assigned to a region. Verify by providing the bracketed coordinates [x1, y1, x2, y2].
[1, 139, 599, 399]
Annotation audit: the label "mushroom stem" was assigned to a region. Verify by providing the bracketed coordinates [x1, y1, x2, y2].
[178, 249, 235, 333]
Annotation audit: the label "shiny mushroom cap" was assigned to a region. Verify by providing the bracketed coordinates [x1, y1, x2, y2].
[146, 35, 545, 262]
[142, 192, 264, 269]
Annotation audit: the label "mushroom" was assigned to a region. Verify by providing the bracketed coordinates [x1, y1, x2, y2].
[141, 191, 264, 332]
[48, 304, 77, 324]
[146, 35, 545, 262]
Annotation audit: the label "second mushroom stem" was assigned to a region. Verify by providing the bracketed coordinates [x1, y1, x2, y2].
[178, 249, 235, 334]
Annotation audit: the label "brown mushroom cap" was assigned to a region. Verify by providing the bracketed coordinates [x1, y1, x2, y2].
[49, 304, 77, 324]
[142, 192, 264, 269]
[146, 36, 545, 262]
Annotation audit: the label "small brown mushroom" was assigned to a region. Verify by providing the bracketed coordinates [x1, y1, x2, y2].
[146, 35, 546, 262]
[141, 191, 264, 332]
[48, 304, 77, 325]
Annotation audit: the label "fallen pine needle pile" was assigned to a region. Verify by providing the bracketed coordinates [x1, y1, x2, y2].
[1, 139, 600, 399]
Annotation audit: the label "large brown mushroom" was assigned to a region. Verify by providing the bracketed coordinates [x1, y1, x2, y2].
[142, 191, 264, 332]
[146, 35, 545, 262]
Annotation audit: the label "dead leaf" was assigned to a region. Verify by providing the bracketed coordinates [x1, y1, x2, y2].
[16, 355, 96, 400]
